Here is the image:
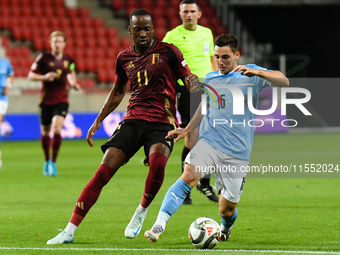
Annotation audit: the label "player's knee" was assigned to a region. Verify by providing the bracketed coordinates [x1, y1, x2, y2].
[180, 168, 200, 188]
[219, 207, 235, 219]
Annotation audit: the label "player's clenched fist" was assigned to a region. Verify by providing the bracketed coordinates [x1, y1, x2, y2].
[185, 73, 201, 92]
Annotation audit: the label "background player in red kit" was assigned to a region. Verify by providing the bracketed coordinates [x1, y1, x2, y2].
[46, 9, 199, 244]
[28, 31, 81, 176]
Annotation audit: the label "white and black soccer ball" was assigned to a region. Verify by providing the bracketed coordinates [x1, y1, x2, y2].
[188, 217, 220, 249]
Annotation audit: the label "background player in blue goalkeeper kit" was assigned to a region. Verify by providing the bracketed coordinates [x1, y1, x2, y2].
[144, 34, 289, 243]
[0, 57, 14, 168]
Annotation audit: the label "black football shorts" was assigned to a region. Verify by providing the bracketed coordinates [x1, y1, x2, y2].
[177, 84, 203, 128]
[101, 119, 175, 162]
[39, 102, 68, 126]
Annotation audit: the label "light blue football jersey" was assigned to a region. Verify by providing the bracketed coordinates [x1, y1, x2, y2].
[199, 64, 271, 161]
[0, 58, 14, 102]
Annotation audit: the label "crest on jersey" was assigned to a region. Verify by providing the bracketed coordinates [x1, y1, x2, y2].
[203, 44, 210, 55]
[151, 53, 159, 65]
[48, 62, 55, 67]
[64, 61, 69, 69]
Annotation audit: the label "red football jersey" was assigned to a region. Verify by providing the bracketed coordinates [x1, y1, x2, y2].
[114, 41, 191, 125]
[31, 52, 74, 105]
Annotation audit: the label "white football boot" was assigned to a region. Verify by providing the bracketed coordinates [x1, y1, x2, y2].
[124, 211, 146, 239]
[46, 229, 74, 244]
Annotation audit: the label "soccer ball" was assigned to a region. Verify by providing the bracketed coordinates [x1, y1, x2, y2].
[188, 217, 220, 249]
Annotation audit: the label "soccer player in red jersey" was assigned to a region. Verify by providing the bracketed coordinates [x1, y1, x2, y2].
[28, 31, 81, 176]
[46, 9, 199, 244]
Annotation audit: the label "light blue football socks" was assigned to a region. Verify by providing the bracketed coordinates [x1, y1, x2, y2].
[220, 207, 238, 232]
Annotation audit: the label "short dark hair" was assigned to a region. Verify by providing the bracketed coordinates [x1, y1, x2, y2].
[180, 0, 200, 10]
[129, 9, 152, 22]
[214, 34, 239, 53]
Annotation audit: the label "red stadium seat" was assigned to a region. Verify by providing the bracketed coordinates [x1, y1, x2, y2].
[11, 28, 23, 41]
[94, 49, 106, 60]
[28, 17, 39, 28]
[10, 7, 21, 17]
[154, 17, 167, 29]
[31, 0, 42, 7]
[169, 17, 181, 30]
[59, 18, 71, 29]
[67, 9, 78, 19]
[155, 27, 167, 41]
[94, 58, 106, 73]
[140, 0, 153, 10]
[71, 18, 82, 29]
[81, 19, 92, 29]
[97, 38, 108, 49]
[95, 28, 106, 39]
[75, 58, 86, 72]
[84, 50, 95, 60]
[52, 0, 64, 8]
[21, 7, 31, 17]
[32, 38, 44, 51]
[73, 39, 85, 50]
[0, 36, 9, 48]
[97, 69, 108, 83]
[85, 38, 96, 49]
[107, 38, 120, 49]
[72, 49, 84, 60]
[120, 37, 133, 49]
[166, 7, 178, 20]
[84, 27, 95, 38]
[78, 78, 96, 93]
[44, 7, 54, 19]
[0, 0, 9, 6]
[112, 0, 125, 11]
[155, 0, 168, 9]
[0, 7, 10, 18]
[169, 0, 181, 9]
[92, 17, 105, 29]
[32, 7, 43, 17]
[106, 27, 119, 40]
[78, 7, 90, 19]
[49, 18, 60, 30]
[0, 17, 10, 30]
[54, 7, 66, 17]
[127, 0, 139, 9]
[85, 61, 96, 72]
[107, 48, 118, 60]
[199, 16, 209, 27]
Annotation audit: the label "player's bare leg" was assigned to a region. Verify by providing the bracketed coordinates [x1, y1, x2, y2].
[125, 143, 170, 239]
[144, 163, 200, 243]
[41, 124, 51, 175]
[218, 195, 238, 241]
[47, 147, 126, 244]
[48, 115, 65, 176]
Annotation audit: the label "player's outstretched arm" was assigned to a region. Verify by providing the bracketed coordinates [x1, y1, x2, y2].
[28, 71, 57, 82]
[67, 70, 81, 90]
[234, 66, 289, 87]
[166, 103, 205, 143]
[86, 83, 127, 147]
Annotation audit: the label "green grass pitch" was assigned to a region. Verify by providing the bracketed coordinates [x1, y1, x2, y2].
[0, 132, 339, 255]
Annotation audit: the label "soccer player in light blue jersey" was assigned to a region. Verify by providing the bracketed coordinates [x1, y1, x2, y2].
[144, 34, 289, 243]
[0, 57, 14, 168]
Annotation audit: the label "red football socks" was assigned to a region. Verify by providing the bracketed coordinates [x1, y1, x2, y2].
[41, 135, 50, 161]
[141, 152, 168, 208]
[52, 134, 62, 162]
[70, 164, 114, 226]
